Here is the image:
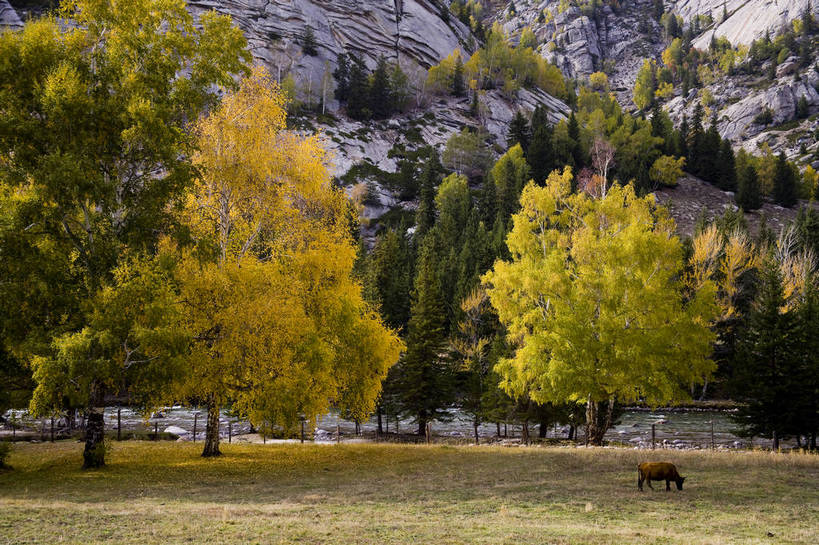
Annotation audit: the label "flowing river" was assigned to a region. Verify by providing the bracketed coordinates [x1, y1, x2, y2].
[3, 406, 781, 449]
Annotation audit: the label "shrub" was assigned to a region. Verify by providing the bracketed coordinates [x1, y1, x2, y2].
[754, 108, 773, 126]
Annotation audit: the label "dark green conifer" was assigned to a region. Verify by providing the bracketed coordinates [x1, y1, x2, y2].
[773, 152, 798, 208]
[507, 110, 531, 152]
[735, 163, 762, 210]
[394, 236, 454, 436]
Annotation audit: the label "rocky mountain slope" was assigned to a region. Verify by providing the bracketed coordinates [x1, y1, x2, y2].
[1, 1, 22, 28]
[676, 0, 817, 49]
[2, 0, 816, 235]
[499, 0, 666, 103]
[497, 1, 819, 162]
[187, 0, 474, 113]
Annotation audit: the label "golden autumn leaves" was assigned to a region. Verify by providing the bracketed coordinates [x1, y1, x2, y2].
[29, 68, 403, 456]
[483, 168, 719, 418]
[171, 68, 403, 450]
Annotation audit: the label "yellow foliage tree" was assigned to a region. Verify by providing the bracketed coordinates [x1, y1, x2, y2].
[589, 71, 609, 92]
[484, 168, 718, 445]
[650, 155, 685, 187]
[179, 68, 402, 456]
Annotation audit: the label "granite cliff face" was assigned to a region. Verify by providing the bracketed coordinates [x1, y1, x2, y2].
[496, 1, 818, 162]
[2, 0, 816, 189]
[499, 0, 666, 103]
[187, 0, 474, 112]
[673, 0, 818, 49]
[1, 0, 22, 28]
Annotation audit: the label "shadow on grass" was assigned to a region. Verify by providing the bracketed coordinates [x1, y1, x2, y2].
[2, 442, 816, 514]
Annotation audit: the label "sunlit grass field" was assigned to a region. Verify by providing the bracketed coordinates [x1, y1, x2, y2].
[1, 441, 817, 544]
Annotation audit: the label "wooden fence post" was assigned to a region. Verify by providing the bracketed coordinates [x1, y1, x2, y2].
[336, 424, 340, 444]
[710, 420, 715, 450]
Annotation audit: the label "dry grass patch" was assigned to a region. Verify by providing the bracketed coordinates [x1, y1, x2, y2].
[0, 441, 817, 544]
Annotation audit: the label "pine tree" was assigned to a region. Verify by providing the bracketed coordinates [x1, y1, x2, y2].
[333, 53, 351, 102]
[507, 110, 531, 152]
[452, 55, 465, 97]
[792, 287, 819, 448]
[415, 151, 442, 242]
[700, 114, 721, 183]
[345, 54, 371, 120]
[688, 103, 704, 176]
[480, 175, 497, 226]
[732, 259, 801, 449]
[395, 235, 454, 435]
[527, 124, 554, 184]
[736, 163, 762, 211]
[432, 173, 472, 321]
[363, 229, 412, 331]
[796, 95, 810, 119]
[568, 112, 583, 167]
[370, 56, 392, 119]
[773, 152, 798, 207]
[676, 114, 689, 159]
[716, 139, 736, 191]
[301, 25, 318, 56]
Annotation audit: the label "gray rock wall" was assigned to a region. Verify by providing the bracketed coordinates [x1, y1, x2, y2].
[673, 0, 818, 49]
[0, 0, 23, 29]
[187, 1, 473, 111]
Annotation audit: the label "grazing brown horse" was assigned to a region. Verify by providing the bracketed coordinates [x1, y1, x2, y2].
[638, 462, 685, 491]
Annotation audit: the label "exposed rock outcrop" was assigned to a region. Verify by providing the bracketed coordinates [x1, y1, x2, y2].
[1, 0, 22, 29]
[187, 0, 473, 112]
[672, 0, 818, 49]
[498, 1, 666, 104]
[324, 87, 568, 177]
[664, 64, 819, 158]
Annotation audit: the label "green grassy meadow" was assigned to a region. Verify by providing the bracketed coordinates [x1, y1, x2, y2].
[1, 441, 817, 544]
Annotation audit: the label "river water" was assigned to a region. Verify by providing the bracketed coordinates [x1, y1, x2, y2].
[2, 406, 779, 449]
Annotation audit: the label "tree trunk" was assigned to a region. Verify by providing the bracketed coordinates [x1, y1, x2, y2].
[496, 422, 501, 437]
[539, 417, 548, 438]
[522, 421, 529, 445]
[568, 424, 575, 441]
[810, 432, 816, 451]
[473, 419, 479, 445]
[377, 406, 383, 436]
[585, 397, 614, 446]
[772, 430, 779, 452]
[417, 411, 427, 436]
[82, 383, 106, 469]
[202, 397, 221, 457]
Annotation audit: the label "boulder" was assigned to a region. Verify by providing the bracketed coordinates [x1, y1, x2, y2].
[164, 426, 189, 437]
[776, 57, 800, 79]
